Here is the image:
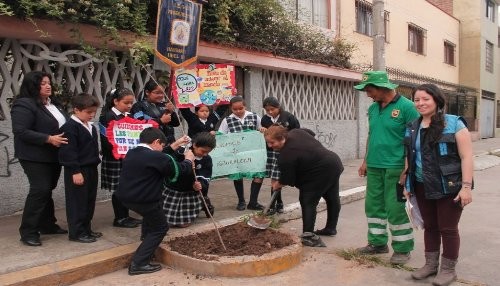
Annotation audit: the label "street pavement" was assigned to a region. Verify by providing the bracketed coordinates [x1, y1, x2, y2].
[1, 137, 499, 285]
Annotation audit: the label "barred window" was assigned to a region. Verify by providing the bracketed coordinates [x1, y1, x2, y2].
[355, 0, 389, 41]
[486, 41, 494, 73]
[486, 0, 496, 22]
[497, 100, 500, 128]
[408, 23, 426, 55]
[444, 41, 455, 66]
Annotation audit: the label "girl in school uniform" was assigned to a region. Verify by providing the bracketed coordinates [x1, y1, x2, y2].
[162, 132, 217, 226]
[218, 96, 266, 211]
[179, 104, 219, 138]
[99, 88, 142, 228]
[131, 80, 180, 144]
[260, 97, 301, 214]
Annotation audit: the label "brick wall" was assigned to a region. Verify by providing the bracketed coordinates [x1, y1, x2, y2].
[427, 0, 453, 15]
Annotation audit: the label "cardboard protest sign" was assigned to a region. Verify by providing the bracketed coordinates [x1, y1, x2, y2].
[105, 117, 159, 159]
[210, 131, 267, 178]
[172, 64, 237, 108]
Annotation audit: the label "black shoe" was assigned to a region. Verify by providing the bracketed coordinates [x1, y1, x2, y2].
[314, 228, 337, 236]
[236, 201, 246, 211]
[39, 225, 68, 235]
[266, 208, 276, 215]
[128, 263, 162, 275]
[247, 202, 264, 210]
[356, 244, 389, 254]
[127, 217, 142, 225]
[89, 231, 103, 238]
[300, 232, 326, 247]
[276, 202, 284, 213]
[69, 235, 97, 243]
[20, 237, 42, 247]
[113, 218, 139, 228]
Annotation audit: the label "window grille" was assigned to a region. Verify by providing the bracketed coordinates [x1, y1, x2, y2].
[262, 69, 357, 121]
[444, 41, 455, 66]
[408, 23, 426, 55]
[485, 41, 494, 73]
[355, 0, 390, 41]
[486, 0, 496, 22]
[281, 0, 330, 29]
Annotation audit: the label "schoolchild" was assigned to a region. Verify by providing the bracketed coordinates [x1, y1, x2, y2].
[116, 127, 194, 275]
[261, 96, 300, 214]
[163, 132, 217, 227]
[99, 88, 142, 228]
[131, 80, 180, 144]
[217, 96, 266, 211]
[59, 94, 101, 243]
[179, 104, 219, 137]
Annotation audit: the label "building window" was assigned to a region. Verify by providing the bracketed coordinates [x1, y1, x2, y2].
[408, 23, 426, 55]
[497, 100, 500, 128]
[355, 0, 390, 41]
[486, 0, 496, 22]
[444, 41, 455, 65]
[281, 0, 330, 29]
[486, 41, 494, 73]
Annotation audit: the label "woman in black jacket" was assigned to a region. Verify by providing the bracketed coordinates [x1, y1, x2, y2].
[131, 80, 180, 144]
[11, 71, 69, 246]
[264, 125, 343, 247]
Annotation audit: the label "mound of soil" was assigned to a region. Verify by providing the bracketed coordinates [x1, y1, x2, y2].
[167, 222, 295, 260]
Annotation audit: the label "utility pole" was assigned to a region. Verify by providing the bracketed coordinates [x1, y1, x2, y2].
[372, 0, 386, 70]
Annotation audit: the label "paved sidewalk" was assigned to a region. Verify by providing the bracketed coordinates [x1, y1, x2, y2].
[0, 137, 499, 285]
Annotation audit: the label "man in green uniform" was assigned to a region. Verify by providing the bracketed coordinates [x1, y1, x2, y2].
[355, 71, 420, 264]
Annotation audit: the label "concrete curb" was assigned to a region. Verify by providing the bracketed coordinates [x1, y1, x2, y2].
[0, 186, 366, 286]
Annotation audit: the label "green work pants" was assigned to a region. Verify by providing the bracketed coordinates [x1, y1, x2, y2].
[365, 167, 414, 253]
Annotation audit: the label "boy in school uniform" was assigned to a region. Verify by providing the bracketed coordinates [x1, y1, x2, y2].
[115, 127, 194, 275]
[59, 94, 101, 243]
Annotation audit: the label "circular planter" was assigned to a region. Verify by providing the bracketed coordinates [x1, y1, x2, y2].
[157, 227, 302, 277]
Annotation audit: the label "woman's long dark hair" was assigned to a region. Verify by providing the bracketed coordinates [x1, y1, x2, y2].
[412, 84, 446, 144]
[18, 71, 53, 106]
[140, 79, 160, 101]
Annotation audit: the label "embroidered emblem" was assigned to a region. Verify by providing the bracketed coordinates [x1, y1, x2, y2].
[362, 74, 368, 81]
[391, 109, 400, 118]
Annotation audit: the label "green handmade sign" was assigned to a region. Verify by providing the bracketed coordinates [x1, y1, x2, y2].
[211, 131, 267, 178]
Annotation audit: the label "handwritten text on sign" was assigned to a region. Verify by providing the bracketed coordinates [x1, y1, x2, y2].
[106, 117, 159, 159]
[210, 131, 266, 178]
[172, 64, 236, 108]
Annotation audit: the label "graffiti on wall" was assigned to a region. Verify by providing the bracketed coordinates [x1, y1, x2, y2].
[313, 124, 337, 148]
[0, 131, 18, 177]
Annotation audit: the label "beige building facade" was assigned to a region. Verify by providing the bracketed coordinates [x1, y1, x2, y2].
[339, 0, 460, 84]
[453, 0, 499, 138]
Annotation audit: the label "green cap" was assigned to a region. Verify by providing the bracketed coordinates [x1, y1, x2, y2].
[354, 71, 398, 90]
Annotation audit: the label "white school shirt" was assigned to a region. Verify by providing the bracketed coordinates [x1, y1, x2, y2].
[70, 115, 94, 136]
[217, 111, 262, 134]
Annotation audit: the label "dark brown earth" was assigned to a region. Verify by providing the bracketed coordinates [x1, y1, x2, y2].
[167, 222, 295, 260]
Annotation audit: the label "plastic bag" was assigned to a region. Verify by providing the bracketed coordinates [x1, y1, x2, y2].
[405, 196, 424, 230]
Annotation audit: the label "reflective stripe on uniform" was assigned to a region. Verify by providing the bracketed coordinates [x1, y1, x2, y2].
[368, 228, 388, 235]
[392, 233, 414, 242]
[367, 218, 387, 225]
[389, 223, 413, 231]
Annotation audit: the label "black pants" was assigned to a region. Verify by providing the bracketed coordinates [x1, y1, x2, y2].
[123, 201, 168, 266]
[64, 165, 98, 239]
[19, 160, 61, 239]
[299, 172, 341, 233]
[112, 193, 130, 220]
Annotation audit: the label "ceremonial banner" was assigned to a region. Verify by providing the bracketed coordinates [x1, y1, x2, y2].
[105, 117, 159, 159]
[211, 131, 267, 179]
[172, 64, 237, 108]
[155, 0, 202, 68]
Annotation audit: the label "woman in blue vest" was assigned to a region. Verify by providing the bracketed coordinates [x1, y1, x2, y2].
[404, 84, 473, 286]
